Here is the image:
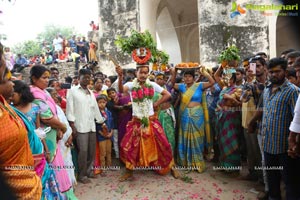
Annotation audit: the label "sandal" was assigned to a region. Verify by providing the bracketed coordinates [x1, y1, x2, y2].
[171, 169, 181, 179]
[119, 170, 133, 182]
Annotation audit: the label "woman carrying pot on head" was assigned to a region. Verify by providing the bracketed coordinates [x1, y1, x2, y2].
[214, 65, 242, 174]
[169, 66, 215, 173]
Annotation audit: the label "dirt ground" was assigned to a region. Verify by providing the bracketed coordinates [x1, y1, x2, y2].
[74, 160, 263, 200]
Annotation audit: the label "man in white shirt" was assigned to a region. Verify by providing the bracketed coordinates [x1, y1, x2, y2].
[53, 34, 63, 52]
[66, 68, 105, 184]
[289, 94, 300, 158]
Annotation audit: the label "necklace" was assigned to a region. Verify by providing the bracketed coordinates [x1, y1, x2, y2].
[131, 78, 154, 127]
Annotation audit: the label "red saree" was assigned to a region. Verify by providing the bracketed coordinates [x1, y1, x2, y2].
[120, 116, 173, 175]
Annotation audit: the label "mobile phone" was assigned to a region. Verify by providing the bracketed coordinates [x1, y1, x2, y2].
[249, 63, 256, 74]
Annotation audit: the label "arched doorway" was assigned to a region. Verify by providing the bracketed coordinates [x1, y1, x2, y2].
[276, 16, 300, 56]
[156, 7, 181, 65]
[156, 0, 199, 63]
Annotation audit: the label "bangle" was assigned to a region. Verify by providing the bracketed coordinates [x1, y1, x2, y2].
[45, 151, 50, 154]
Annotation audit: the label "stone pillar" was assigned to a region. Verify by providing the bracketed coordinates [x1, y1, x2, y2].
[98, 0, 139, 75]
[139, 0, 160, 37]
[198, 0, 269, 66]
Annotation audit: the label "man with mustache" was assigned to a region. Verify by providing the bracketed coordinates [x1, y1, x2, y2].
[260, 57, 300, 200]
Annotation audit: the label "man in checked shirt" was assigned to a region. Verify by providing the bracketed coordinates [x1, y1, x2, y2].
[258, 57, 299, 200]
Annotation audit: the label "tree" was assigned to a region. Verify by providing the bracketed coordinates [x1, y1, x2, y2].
[11, 24, 80, 55]
[12, 40, 42, 56]
[36, 24, 78, 44]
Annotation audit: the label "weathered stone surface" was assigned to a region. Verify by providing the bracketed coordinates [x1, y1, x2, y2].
[198, 0, 269, 65]
[98, 0, 138, 66]
[21, 62, 95, 84]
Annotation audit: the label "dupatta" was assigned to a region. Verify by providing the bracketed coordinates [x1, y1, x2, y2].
[179, 83, 212, 151]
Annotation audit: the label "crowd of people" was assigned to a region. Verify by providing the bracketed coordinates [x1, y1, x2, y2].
[0, 39, 300, 200]
[4, 33, 98, 74]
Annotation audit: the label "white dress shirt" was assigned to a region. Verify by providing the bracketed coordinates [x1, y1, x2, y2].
[66, 84, 105, 133]
[290, 94, 300, 133]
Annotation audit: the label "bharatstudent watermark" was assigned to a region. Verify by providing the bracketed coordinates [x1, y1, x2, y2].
[230, 1, 299, 18]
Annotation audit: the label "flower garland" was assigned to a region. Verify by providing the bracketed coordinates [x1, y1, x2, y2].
[131, 78, 155, 127]
[132, 48, 151, 64]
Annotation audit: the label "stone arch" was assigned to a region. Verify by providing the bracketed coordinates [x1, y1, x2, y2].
[276, 16, 300, 56]
[155, 0, 199, 63]
[156, 6, 181, 64]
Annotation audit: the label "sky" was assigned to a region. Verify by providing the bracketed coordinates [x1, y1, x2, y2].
[0, 0, 99, 46]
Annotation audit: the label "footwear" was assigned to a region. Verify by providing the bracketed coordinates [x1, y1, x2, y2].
[171, 169, 181, 179]
[257, 191, 269, 200]
[78, 178, 91, 184]
[119, 170, 133, 182]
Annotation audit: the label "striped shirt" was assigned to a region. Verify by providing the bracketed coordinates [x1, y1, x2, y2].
[262, 80, 299, 154]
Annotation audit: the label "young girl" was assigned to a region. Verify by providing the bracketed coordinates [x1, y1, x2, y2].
[96, 95, 113, 173]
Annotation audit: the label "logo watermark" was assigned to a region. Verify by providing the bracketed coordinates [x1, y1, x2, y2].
[230, 1, 298, 18]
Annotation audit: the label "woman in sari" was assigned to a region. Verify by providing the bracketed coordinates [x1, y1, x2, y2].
[170, 67, 215, 173]
[0, 42, 42, 199]
[153, 73, 176, 154]
[10, 80, 62, 199]
[30, 65, 76, 198]
[214, 65, 242, 172]
[46, 87, 77, 186]
[88, 39, 98, 62]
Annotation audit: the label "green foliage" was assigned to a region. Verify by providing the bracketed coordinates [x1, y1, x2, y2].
[36, 24, 77, 44]
[218, 45, 241, 63]
[150, 50, 169, 64]
[11, 24, 79, 56]
[115, 29, 157, 55]
[181, 174, 194, 184]
[11, 40, 42, 56]
[158, 50, 169, 64]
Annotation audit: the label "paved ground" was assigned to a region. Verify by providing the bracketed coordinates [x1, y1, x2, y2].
[74, 160, 263, 200]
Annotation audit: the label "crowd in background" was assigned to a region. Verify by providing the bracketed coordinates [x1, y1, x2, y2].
[0, 41, 300, 200]
[4, 32, 98, 74]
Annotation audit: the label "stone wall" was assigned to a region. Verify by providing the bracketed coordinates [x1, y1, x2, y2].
[198, 0, 269, 66]
[98, 0, 138, 66]
[21, 62, 86, 83]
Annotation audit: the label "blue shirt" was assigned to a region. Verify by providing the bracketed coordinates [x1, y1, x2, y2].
[178, 83, 203, 103]
[207, 83, 221, 116]
[262, 80, 299, 154]
[15, 56, 28, 65]
[96, 108, 113, 142]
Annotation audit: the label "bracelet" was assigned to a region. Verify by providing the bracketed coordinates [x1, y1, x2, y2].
[45, 151, 51, 154]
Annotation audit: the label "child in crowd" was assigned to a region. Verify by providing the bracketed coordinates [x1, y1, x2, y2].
[106, 87, 121, 159]
[96, 95, 113, 173]
[287, 67, 298, 86]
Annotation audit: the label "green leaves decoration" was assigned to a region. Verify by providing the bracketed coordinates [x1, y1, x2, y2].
[218, 45, 241, 63]
[115, 29, 157, 55]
